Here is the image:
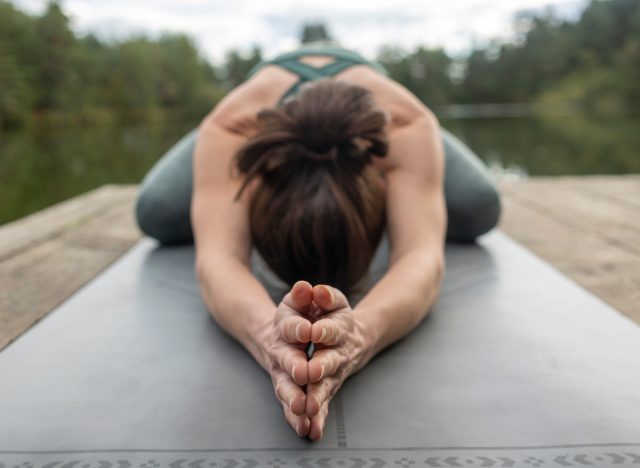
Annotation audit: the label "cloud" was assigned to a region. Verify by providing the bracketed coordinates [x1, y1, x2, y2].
[12, 0, 588, 64]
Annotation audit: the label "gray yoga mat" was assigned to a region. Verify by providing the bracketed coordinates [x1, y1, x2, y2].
[1, 231, 639, 468]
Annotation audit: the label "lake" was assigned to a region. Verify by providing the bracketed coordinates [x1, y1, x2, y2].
[1, 113, 639, 225]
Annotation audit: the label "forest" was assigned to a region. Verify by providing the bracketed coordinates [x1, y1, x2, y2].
[0, 0, 638, 129]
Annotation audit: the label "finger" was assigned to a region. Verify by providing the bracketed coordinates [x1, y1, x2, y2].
[282, 397, 311, 437]
[275, 345, 310, 385]
[308, 347, 343, 383]
[311, 317, 343, 345]
[281, 315, 312, 344]
[282, 280, 314, 314]
[305, 377, 335, 417]
[312, 284, 350, 312]
[305, 301, 329, 321]
[308, 403, 330, 441]
[273, 371, 307, 415]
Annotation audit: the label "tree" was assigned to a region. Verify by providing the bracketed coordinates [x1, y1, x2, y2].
[300, 22, 332, 43]
[0, 1, 36, 125]
[221, 46, 262, 89]
[33, 0, 77, 109]
[377, 46, 456, 105]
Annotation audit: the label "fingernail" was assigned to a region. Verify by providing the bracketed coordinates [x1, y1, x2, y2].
[295, 323, 301, 341]
[289, 396, 294, 408]
[295, 421, 301, 435]
[292, 365, 297, 380]
[320, 364, 325, 379]
[327, 287, 334, 303]
[320, 327, 327, 342]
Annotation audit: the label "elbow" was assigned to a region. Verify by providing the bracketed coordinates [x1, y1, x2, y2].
[424, 252, 445, 306]
[195, 249, 250, 286]
[419, 249, 445, 306]
[413, 248, 445, 281]
[400, 248, 445, 307]
[195, 253, 211, 287]
[432, 252, 445, 288]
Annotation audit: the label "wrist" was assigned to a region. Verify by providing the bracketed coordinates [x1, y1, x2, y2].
[352, 307, 381, 371]
[244, 308, 277, 371]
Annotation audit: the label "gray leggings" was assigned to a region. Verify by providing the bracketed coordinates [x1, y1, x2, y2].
[135, 127, 501, 245]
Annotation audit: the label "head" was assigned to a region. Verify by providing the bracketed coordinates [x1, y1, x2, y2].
[233, 78, 389, 296]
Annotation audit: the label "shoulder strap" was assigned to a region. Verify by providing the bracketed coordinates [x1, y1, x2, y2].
[273, 59, 327, 81]
[271, 57, 352, 104]
[244, 47, 391, 104]
[245, 46, 389, 82]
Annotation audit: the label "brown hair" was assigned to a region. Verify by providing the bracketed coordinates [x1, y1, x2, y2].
[233, 78, 389, 296]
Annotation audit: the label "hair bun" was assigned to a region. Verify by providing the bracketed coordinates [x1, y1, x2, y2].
[234, 78, 389, 199]
[304, 145, 339, 162]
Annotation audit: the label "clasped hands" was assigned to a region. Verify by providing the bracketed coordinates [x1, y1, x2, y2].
[257, 280, 371, 441]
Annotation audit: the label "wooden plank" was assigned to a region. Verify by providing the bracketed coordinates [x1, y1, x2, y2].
[500, 185, 639, 257]
[1, 176, 638, 352]
[498, 177, 640, 324]
[509, 175, 640, 210]
[0, 184, 139, 263]
[0, 187, 142, 350]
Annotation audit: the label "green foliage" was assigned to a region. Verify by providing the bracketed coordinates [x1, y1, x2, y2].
[0, 1, 36, 126]
[457, 0, 640, 111]
[377, 46, 455, 105]
[300, 23, 332, 43]
[0, 0, 225, 128]
[1, 0, 639, 129]
[33, 1, 76, 109]
[376, 0, 640, 112]
[221, 46, 262, 89]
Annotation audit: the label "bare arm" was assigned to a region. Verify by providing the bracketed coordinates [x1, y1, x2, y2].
[191, 81, 280, 370]
[297, 105, 447, 440]
[353, 108, 447, 362]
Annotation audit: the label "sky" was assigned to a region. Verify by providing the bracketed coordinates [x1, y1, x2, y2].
[13, 0, 589, 64]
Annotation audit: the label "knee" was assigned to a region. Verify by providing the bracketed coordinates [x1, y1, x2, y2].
[135, 190, 193, 245]
[447, 184, 502, 242]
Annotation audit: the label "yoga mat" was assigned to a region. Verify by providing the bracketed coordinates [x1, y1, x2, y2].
[1, 231, 639, 468]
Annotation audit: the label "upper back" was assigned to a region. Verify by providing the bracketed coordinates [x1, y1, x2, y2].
[205, 46, 436, 176]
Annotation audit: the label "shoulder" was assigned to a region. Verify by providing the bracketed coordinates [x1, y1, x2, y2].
[337, 66, 441, 174]
[337, 65, 439, 131]
[202, 66, 297, 137]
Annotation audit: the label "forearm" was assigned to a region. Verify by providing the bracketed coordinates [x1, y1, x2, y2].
[196, 253, 276, 370]
[353, 250, 444, 362]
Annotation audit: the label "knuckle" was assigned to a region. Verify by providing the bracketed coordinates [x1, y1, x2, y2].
[281, 354, 292, 372]
[275, 381, 285, 400]
[321, 378, 334, 398]
[284, 319, 294, 339]
[267, 346, 280, 364]
[330, 324, 340, 343]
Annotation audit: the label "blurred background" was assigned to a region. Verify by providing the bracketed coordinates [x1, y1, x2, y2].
[1, 0, 639, 225]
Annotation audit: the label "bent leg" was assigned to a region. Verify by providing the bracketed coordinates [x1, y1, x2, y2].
[135, 128, 198, 245]
[441, 127, 501, 242]
[135, 126, 500, 245]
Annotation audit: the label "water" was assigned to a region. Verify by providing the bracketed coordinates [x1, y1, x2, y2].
[441, 113, 640, 179]
[1, 114, 639, 225]
[0, 121, 196, 225]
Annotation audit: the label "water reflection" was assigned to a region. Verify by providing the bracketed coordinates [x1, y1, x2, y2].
[441, 113, 640, 178]
[0, 121, 195, 224]
[1, 113, 639, 225]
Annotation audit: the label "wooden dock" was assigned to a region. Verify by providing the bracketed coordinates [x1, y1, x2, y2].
[1, 176, 638, 350]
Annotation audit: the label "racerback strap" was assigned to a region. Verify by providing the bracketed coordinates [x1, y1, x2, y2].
[243, 45, 389, 104]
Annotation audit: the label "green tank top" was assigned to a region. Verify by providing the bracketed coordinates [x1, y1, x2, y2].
[244, 44, 389, 104]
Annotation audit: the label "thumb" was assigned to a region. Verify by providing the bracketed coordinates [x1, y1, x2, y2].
[312, 284, 350, 312]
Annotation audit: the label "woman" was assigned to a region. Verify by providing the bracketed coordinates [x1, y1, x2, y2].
[135, 44, 501, 441]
